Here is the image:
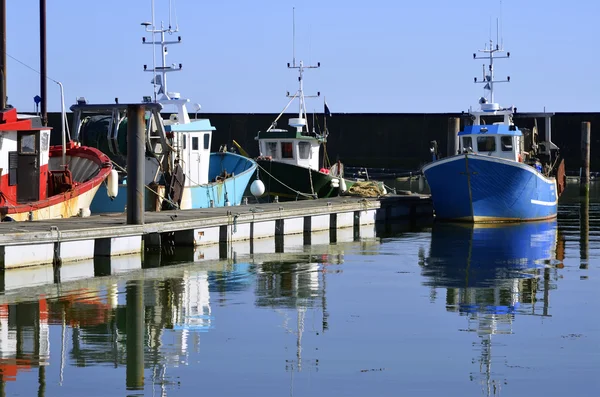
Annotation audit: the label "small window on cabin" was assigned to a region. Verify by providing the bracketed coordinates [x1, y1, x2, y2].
[20, 134, 36, 154]
[501, 136, 513, 151]
[266, 142, 277, 157]
[203, 133, 210, 150]
[462, 137, 472, 150]
[281, 142, 294, 159]
[477, 136, 496, 152]
[192, 136, 199, 151]
[183, 135, 187, 150]
[298, 142, 310, 159]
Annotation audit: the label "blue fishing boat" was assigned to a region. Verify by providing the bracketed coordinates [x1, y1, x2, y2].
[70, 3, 256, 213]
[422, 39, 565, 222]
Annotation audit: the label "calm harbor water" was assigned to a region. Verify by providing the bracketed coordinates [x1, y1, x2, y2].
[0, 181, 598, 396]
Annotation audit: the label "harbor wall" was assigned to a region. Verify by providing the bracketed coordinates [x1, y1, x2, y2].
[46, 112, 600, 172]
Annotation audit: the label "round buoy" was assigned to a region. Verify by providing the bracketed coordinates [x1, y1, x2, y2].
[250, 179, 266, 197]
[107, 169, 119, 199]
[340, 178, 347, 193]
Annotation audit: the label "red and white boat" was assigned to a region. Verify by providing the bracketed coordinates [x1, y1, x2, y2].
[0, 107, 113, 221]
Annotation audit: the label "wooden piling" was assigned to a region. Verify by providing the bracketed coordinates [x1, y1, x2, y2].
[580, 121, 591, 196]
[127, 105, 145, 225]
[447, 117, 460, 157]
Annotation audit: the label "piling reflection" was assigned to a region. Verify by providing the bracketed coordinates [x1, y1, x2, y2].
[580, 196, 589, 268]
[421, 220, 561, 396]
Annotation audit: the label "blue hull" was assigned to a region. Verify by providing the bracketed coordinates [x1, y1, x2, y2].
[422, 154, 557, 222]
[90, 152, 257, 213]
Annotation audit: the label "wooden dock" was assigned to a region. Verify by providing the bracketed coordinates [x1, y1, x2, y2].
[0, 194, 432, 269]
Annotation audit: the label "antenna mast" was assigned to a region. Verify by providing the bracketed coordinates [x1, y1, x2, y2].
[142, 2, 183, 102]
[473, 39, 510, 106]
[286, 8, 320, 133]
[292, 7, 296, 67]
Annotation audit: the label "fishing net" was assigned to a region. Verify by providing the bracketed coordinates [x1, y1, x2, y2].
[347, 181, 384, 197]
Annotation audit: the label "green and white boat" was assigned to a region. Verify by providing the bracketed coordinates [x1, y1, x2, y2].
[254, 58, 384, 201]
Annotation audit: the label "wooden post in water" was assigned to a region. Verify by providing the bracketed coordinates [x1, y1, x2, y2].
[127, 105, 145, 225]
[447, 117, 460, 157]
[580, 121, 591, 196]
[126, 281, 144, 390]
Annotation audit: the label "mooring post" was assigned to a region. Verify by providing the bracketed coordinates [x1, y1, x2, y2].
[580, 121, 591, 196]
[447, 117, 460, 157]
[127, 105, 145, 225]
[126, 281, 144, 390]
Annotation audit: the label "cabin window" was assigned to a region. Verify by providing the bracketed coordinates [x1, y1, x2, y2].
[192, 136, 199, 151]
[266, 142, 277, 157]
[298, 142, 310, 159]
[477, 136, 496, 152]
[41, 132, 49, 151]
[183, 135, 187, 149]
[203, 133, 210, 150]
[462, 137, 473, 150]
[19, 134, 36, 154]
[281, 142, 294, 159]
[501, 136, 513, 151]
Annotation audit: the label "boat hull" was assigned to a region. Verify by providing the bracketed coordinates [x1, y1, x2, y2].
[90, 152, 257, 213]
[422, 154, 558, 222]
[256, 159, 342, 200]
[1, 145, 112, 221]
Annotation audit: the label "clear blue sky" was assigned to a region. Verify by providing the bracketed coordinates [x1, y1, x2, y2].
[5, 0, 599, 113]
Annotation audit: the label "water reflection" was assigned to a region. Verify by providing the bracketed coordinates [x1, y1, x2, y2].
[421, 220, 562, 396]
[0, 244, 342, 395]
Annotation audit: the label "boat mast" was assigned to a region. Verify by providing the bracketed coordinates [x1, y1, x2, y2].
[0, 0, 5, 111]
[142, 0, 182, 102]
[286, 8, 320, 133]
[473, 19, 510, 108]
[40, 0, 47, 126]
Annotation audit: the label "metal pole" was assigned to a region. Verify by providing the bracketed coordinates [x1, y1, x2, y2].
[40, 0, 47, 126]
[447, 117, 460, 157]
[126, 281, 144, 390]
[580, 121, 591, 196]
[127, 104, 145, 225]
[0, 0, 6, 110]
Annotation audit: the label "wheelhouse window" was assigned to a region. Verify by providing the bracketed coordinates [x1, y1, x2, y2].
[19, 134, 36, 154]
[281, 142, 294, 159]
[298, 142, 310, 159]
[501, 136, 513, 151]
[203, 133, 210, 150]
[192, 136, 199, 151]
[183, 135, 187, 149]
[477, 136, 496, 152]
[462, 137, 473, 151]
[266, 142, 277, 157]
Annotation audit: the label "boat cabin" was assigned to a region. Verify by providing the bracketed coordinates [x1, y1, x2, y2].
[164, 118, 214, 185]
[257, 118, 321, 171]
[458, 123, 522, 162]
[0, 108, 53, 205]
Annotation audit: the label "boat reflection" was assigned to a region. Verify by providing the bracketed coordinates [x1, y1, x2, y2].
[421, 220, 563, 396]
[0, 243, 342, 395]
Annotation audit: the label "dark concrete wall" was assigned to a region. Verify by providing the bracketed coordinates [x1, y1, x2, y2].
[45, 111, 600, 172]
